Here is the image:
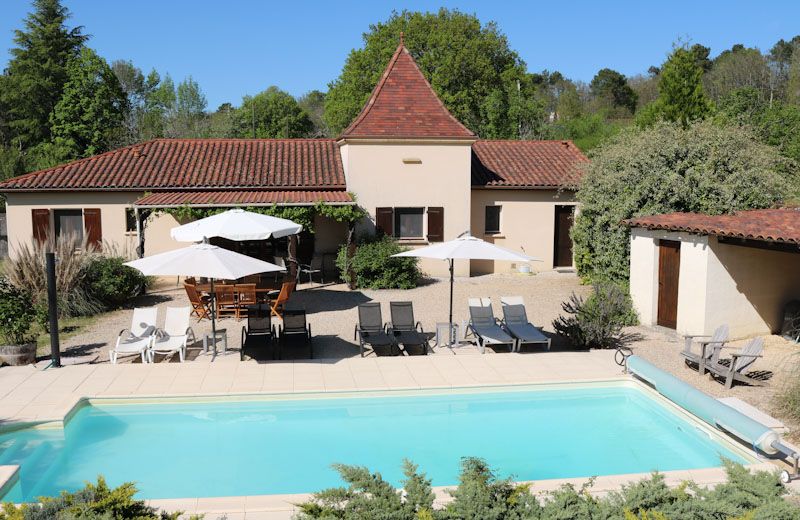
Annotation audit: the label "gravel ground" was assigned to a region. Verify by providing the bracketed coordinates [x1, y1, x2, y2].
[55, 271, 590, 363]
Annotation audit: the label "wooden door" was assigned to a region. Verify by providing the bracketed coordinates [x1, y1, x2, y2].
[553, 205, 575, 267]
[657, 240, 681, 329]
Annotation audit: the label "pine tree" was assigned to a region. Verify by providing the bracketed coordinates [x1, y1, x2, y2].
[1, 0, 86, 148]
[656, 47, 713, 127]
[50, 47, 127, 158]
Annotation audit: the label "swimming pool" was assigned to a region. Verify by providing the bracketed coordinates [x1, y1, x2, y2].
[0, 382, 752, 501]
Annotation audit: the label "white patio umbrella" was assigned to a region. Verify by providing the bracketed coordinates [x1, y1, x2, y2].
[170, 208, 303, 242]
[392, 233, 538, 347]
[124, 243, 283, 358]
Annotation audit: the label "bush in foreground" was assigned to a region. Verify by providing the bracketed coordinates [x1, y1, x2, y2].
[0, 279, 36, 345]
[336, 235, 420, 289]
[0, 477, 199, 520]
[85, 256, 148, 309]
[296, 457, 800, 520]
[552, 282, 638, 349]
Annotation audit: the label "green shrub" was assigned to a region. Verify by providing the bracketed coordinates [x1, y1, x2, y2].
[336, 235, 420, 289]
[0, 278, 35, 345]
[296, 458, 799, 519]
[85, 256, 147, 309]
[552, 282, 638, 349]
[0, 476, 198, 520]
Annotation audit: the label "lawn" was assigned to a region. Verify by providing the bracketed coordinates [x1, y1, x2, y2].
[34, 314, 99, 356]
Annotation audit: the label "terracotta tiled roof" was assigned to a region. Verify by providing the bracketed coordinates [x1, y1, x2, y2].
[339, 43, 476, 140]
[625, 209, 800, 244]
[134, 190, 353, 207]
[471, 140, 588, 188]
[0, 139, 346, 191]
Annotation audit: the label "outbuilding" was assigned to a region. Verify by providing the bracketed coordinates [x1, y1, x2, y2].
[625, 208, 800, 338]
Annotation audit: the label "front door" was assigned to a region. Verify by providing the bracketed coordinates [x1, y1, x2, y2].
[657, 240, 681, 328]
[553, 205, 575, 268]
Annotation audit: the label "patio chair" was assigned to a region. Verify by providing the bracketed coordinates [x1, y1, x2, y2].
[298, 256, 324, 284]
[184, 283, 210, 321]
[215, 284, 237, 318]
[278, 309, 312, 359]
[241, 304, 275, 361]
[150, 306, 195, 362]
[467, 298, 515, 354]
[500, 296, 551, 352]
[705, 337, 765, 389]
[681, 324, 729, 375]
[111, 307, 158, 363]
[235, 284, 258, 320]
[270, 281, 296, 318]
[355, 303, 398, 357]
[388, 301, 429, 355]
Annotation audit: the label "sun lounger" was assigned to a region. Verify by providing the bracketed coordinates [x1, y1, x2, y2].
[150, 307, 195, 362]
[500, 296, 550, 352]
[468, 298, 514, 354]
[355, 303, 398, 357]
[388, 301, 428, 355]
[278, 309, 312, 359]
[111, 307, 157, 363]
[705, 337, 765, 389]
[682, 324, 729, 375]
[241, 304, 275, 361]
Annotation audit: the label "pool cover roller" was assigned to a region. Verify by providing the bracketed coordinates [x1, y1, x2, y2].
[626, 355, 780, 455]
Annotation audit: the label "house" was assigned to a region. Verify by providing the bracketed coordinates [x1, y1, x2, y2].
[626, 208, 800, 338]
[0, 41, 587, 277]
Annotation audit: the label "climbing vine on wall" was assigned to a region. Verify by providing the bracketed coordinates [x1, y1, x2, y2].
[153, 196, 365, 233]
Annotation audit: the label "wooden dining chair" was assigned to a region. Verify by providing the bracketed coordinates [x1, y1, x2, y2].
[184, 283, 210, 321]
[215, 285, 237, 318]
[270, 281, 296, 318]
[236, 284, 258, 321]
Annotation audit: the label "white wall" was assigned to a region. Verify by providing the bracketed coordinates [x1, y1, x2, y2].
[340, 140, 473, 276]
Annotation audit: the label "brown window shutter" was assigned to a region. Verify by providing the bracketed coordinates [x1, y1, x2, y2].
[375, 207, 394, 237]
[84, 208, 102, 250]
[31, 209, 51, 244]
[427, 207, 444, 242]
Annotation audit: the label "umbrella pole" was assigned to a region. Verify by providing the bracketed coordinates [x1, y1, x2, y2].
[448, 258, 454, 349]
[210, 278, 217, 361]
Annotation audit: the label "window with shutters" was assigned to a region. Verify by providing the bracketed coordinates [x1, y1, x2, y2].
[393, 208, 424, 239]
[53, 209, 84, 240]
[485, 205, 501, 234]
[125, 208, 137, 233]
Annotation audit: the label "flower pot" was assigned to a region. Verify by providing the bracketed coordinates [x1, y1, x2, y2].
[0, 342, 37, 366]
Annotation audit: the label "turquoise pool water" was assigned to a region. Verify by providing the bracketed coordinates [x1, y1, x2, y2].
[0, 384, 748, 501]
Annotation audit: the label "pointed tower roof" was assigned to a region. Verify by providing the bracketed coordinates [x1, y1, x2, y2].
[339, 40, 476, 140]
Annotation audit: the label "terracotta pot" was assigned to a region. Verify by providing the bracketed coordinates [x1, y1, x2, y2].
[0, 342, 37, 366]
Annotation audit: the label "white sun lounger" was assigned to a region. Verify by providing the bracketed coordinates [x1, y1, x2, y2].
[111, 307, 158, 363]
[500, 296, 551, 352]
[150, 307, 195, 362]
[467, 298, 514, 354]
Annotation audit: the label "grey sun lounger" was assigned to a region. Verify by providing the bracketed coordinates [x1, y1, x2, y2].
[705, 337, 765, 389]
[355, 303, 398, 357]
[500, 296, 551, 352]
[468, 298, 515, 354]
[681, 324, 729, 375]
[389, 301, 429, 355]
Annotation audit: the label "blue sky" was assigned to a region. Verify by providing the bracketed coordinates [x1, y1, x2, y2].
[1, 1, 799, 109]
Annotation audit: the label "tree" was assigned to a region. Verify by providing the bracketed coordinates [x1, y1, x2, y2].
[111, 60, 163, 144]
[164, 76, 208, 138]
[1, 0, 86, 149]
[573, 122, 795, 283]
[589, 68, 637, 114]
[50, 47, 127, 158]
[324, 9, 540, 138]
[689, 43, 713, 72]
[297, 90, 330, 137]
[231, 87, 313, 138]
[769, 35, 800, 100]
[641, 46, 713, 127]
[705, 46, 771, 102]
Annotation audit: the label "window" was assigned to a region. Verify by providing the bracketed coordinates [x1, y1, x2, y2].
[53, 209, 84, 240]
[125, 208, 138, 233]
[394, 208, 424, 239]
[485, 205, 501, 234]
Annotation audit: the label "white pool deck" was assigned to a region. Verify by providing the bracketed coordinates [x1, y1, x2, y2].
[0, 350, 781, 519]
